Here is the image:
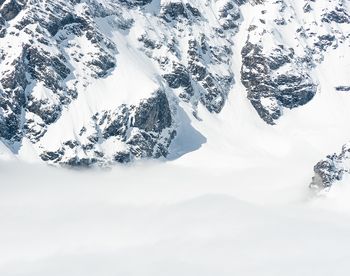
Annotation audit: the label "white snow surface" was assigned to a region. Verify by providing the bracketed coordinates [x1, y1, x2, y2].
[1, 158, 350, 276]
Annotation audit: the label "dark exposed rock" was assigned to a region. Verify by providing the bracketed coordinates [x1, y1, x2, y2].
[185, 3, 201, 17]
[40, 149, 64, 162]
[314, 35, 336, 52]
[39, 90, 176, 165]
[133, 91, 172, 133]
[138, 34, 161, 50]
[274, 18, 286, 25]
[310, 144, 350, 191]
[164, 65, 191, 90]
[322, 7, 350, 24]
[25, 46, 71, 89]
[162, 34, 234, 114]
[161, 2, 201, 22]
[114, 151, 131, 163]
[303, 3, 312, 13]
[86, 52, 116, 78]
[310, 157, 344, 190]
[47, 15, 88, 36]
[0, 56, 27, 141]
[200, 74, 231, 113]
[0, 110, 22, 141]
[335, 86, 350, 92]
[66, 157, 98, 167]
[0, 0, 27, 21]
[241, 41, 316, 124]
[27, 99, 63, 125]
[102, 105, 130, 139]
[118, 0, 152, 8]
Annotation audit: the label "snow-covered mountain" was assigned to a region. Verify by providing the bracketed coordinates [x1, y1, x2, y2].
[1, 0, 350, 188]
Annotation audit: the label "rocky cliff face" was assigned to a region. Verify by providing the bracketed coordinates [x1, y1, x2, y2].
[0, 0, 349, 166]
[40, 90, 175, 165]
[240, 0, 349, 124]
[0, 0, 118, 146]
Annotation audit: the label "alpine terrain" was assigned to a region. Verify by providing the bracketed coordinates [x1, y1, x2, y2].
[0, 0, 349, 187]
[1, 0, 350, 275]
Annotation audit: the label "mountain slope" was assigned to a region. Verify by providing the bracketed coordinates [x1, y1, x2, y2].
[0, 0, 350, 179]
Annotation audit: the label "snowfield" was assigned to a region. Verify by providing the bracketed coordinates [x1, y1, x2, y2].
[1, 158, 350, 276]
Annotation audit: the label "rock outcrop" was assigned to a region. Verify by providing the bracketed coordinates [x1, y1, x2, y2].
[40, 90, 175, 166]
[310, 144, 350, 191]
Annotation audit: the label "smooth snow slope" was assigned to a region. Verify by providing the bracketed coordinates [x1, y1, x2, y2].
[1, 160, 350, 276]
